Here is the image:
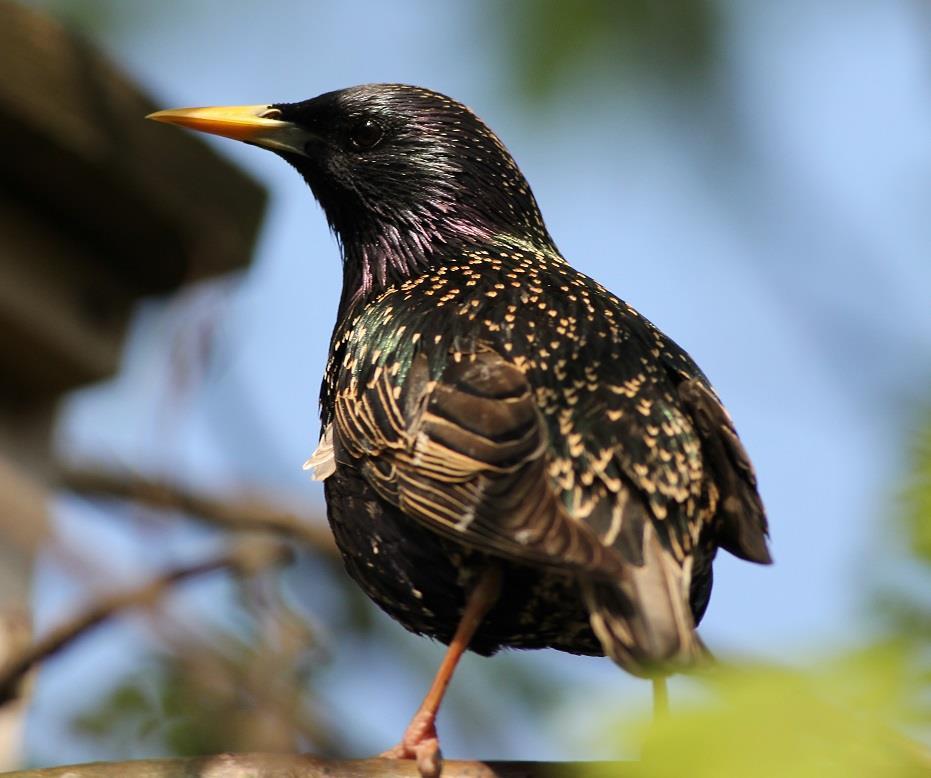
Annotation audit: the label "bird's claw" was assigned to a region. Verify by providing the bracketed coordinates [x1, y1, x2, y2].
[382, 738, 441, 777]
[380, 715, 443, 777]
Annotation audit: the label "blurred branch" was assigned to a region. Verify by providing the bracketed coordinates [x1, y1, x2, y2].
[1, 754, 626, 777]
[57, 465, 339, 559]
[0, 539, 291, 707]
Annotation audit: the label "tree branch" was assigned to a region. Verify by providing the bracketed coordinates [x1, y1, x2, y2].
[57, 465, 339, 559]
[0, 539, 291, 707]
[1, 754, 630, 777]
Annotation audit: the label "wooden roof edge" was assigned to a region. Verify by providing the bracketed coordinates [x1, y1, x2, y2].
[0, 1, 269, 293]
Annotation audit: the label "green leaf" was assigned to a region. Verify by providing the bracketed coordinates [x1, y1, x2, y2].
[593, 649, 928, 778]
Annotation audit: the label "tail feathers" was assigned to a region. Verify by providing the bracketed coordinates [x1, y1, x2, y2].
[584, 524, 708, 677]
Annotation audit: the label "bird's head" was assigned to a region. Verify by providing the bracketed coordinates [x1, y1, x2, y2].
[149, 84, 553, 309]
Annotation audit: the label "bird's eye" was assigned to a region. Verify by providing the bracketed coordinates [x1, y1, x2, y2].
[349, 119, 384, 150]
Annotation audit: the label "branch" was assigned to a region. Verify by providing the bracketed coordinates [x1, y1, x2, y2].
[0, 539, 291, 707]
[0, 754, 630, 777]
[57, 465, 339, 559]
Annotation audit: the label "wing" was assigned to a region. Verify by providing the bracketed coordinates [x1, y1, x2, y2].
[676, 375, 771, 564]
[325, 343, 624, 577]
[545, 340, 771, 568]
[527, 338, 714, 673]
[559, 344, 770, 673]
[492, 286, 768, 672]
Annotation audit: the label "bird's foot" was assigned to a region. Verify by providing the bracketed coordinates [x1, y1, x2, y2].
[380, 710, 442, 777]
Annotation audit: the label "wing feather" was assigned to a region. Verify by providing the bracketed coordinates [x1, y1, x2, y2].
[331, 345, 624, 576]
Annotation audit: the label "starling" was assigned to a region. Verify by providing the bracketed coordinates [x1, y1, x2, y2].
[149, 85, 771, 773]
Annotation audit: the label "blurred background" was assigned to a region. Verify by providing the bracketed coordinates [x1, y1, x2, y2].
[0, 0, 928, 770]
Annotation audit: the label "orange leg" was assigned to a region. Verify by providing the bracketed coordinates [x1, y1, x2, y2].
[381, 566, 502, 777]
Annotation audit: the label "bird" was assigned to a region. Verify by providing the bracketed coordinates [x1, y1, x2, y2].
[149, 84, 771, 775]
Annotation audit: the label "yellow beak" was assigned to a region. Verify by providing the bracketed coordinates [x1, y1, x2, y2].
[146, 104, 310, 155]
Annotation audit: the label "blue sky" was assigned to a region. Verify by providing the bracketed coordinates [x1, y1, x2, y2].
[25, 0, 931, 764]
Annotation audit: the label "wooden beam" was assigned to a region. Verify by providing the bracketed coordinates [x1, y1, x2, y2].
[0, 755, 631, 778]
